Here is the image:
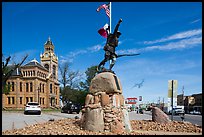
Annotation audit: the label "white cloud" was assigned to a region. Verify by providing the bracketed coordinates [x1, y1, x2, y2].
[88, 44, 103, 52]
[114, 55, 201, 102]
[117, 36, 202, 55]
[190, 19, 200, 24]
[143, 29, 202, 45]
[117, 48, 140, 55]
[69, 50, 87, 58]
[59, 50, 87, 64]
[59, 56, 73, 64]
[59, 43, 104, 64]
[144, 36, 202, 51]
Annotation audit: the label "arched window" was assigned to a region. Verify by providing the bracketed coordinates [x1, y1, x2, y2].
[50, 84, 52, 93]
[42, 84, 44, 93]
[40, 83, 42, 92]
[26, 83, 29, 92]
[30, 83, 33, 92]
[20, 82, 22, 92]
[12, 82, 15, 91]
[44, 64, 49, 70]
[53, 65, 56, 79]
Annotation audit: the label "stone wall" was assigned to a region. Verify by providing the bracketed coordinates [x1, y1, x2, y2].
[80, 72, 132, 133]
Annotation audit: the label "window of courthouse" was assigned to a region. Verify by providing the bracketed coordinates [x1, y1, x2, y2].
[40, 83, 42, 92]
[30, 83, 33, 92]
[42, 84, 44, 93]
[26, 83, 29, 92]
[40, 97, 42, 105]
[7, 82, 10, 89]
[12, 82, 15, 91]
[7, 96, 15, 104]
[12, 97, 15, 104]
[50, 84, 52, 93]
[26, 97, 29, 103]
[8, 97, 11, 104]
[30, 97, 33, 102]
[20, 97, 23, 104]
[20, 82, 22, 92]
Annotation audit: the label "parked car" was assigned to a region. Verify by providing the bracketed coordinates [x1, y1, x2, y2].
[169, 108, 185, 115]
[174, 108, 185, 115]
[24, 102, 41, 115]
[190, 110, 201, 115]
[61, 102, 81, 114]
[139, 108, 144, 114]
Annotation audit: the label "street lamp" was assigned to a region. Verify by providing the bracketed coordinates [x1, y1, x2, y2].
[37, 87, 40, 103]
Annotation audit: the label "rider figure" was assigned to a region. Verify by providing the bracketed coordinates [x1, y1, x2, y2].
[97, 18, 122, 72]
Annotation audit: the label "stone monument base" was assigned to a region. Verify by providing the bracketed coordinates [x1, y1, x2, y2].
[80, 72, 132, 133]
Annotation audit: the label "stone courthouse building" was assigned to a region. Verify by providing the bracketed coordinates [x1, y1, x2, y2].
[2, 37, 60, 109]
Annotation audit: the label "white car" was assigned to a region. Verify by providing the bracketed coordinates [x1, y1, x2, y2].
[24, 102, 41, 115]
[190, 110, 201, 115]
[169, 108, 185, 115]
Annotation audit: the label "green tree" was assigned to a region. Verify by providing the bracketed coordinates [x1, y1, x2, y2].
[79, 65, 98, 91]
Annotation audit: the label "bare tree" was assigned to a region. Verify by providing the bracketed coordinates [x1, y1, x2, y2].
[59, 62, 82, 89]
[2, 54, 28, 94]
[58, 62, 70, 89]
[59, 61, 83, 103]
[2, 53, 28, 109]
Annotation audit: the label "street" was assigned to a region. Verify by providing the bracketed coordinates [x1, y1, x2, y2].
[2, 111, 202, 132]
[143, 110, 202, 127]
[167, 113, 202, 127]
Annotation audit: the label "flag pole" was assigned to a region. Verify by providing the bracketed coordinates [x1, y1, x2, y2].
[109, 2, 112, 33]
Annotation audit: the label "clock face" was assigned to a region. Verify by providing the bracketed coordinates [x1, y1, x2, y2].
[45, 53, 48, 57]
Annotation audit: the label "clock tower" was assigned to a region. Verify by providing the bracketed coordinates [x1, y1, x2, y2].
[40, 37, 58, 82]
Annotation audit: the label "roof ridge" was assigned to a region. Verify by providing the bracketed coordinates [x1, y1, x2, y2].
[23, 59, 47, 71]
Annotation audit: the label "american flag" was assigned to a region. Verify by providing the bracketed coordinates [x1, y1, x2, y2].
[96, 3, 110, 18]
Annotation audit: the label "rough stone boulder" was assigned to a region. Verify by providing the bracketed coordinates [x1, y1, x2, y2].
[84, 108, 104, 132]
[152, 107, 171, 124]
[89, 72, 122, 94]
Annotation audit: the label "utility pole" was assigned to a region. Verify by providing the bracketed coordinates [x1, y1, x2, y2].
[182, 86, 184, 105]
[171, 80, 174, 121]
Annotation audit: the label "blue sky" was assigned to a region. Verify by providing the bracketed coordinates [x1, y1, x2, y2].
[2, 2, 202, 104]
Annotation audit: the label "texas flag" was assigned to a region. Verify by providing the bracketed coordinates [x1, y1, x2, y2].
[98, 23, 109, 38]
